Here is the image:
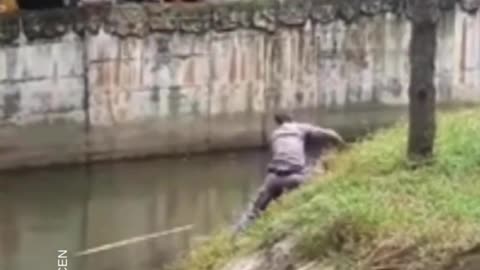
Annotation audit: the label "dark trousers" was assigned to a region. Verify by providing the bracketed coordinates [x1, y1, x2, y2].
[253, 169, 306, 211]
[235, 168, 306, 232]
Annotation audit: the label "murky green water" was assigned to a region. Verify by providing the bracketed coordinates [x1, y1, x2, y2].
[0, 151, 268, 270]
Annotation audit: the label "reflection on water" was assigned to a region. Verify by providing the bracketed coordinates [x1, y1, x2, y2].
[0, 151, 268, 270]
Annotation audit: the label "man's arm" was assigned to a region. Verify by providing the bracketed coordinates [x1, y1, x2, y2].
[297, 123, 346, 147]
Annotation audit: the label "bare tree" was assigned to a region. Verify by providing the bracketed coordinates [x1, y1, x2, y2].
[407, 0, 439, 162]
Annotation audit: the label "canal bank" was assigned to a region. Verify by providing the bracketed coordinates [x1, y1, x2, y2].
[179, 107, 480, 270]
[0, 0, 479, 170]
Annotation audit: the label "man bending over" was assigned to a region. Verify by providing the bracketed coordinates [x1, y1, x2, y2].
[235, 112, 345, 232]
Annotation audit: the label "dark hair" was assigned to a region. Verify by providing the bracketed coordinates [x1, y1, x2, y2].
[274, 112, 293, 125]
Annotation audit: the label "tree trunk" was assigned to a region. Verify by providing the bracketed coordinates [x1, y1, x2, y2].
[407, 1, 438, 161]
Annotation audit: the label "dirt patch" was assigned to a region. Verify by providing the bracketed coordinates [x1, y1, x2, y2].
[447, 247, 480, 270]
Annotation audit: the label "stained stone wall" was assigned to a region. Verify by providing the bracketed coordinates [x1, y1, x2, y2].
[0, 0, 479, 169]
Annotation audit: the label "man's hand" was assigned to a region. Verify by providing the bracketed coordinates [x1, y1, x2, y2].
[324, 129, 346, 149]
[337, 136, 348, 149]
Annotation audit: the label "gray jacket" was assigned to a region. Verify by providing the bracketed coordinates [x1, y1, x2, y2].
[268, 122, 342, 171]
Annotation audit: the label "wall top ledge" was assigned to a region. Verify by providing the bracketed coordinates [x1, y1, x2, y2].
[0, 0, 478, 44]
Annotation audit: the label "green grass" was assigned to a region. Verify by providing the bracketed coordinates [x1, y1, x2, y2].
[177, 107, 480, 270]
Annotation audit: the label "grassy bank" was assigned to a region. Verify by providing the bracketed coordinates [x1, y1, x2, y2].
[178, 108, 480, 270]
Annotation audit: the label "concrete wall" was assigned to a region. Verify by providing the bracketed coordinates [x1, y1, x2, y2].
[0, 0, 479, 170]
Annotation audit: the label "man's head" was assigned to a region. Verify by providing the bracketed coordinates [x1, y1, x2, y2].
[274, 112, 293, 126]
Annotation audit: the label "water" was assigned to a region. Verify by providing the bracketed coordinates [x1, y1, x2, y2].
[0, 150, 269, 270]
